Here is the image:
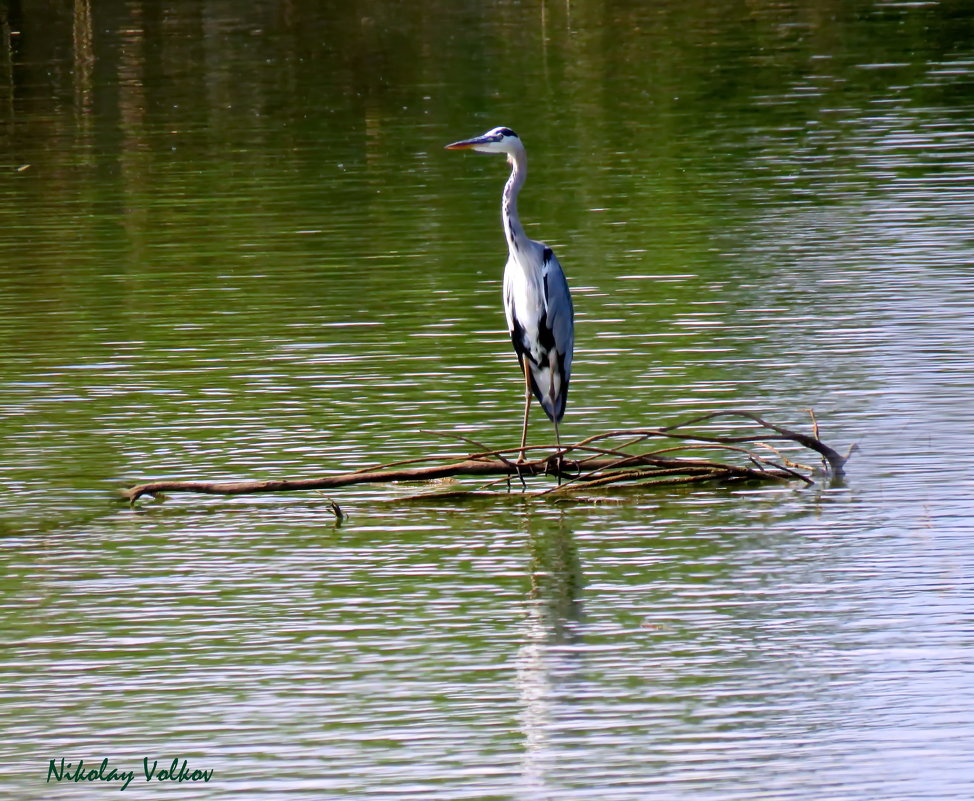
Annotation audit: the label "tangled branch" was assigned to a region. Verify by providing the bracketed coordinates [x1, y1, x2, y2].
[121, 410, 849, 506]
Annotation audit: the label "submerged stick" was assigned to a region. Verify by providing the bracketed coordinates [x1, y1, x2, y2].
[122, 458, 527, 505]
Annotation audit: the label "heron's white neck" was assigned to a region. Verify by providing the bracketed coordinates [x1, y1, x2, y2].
[502, 148, 529, 256]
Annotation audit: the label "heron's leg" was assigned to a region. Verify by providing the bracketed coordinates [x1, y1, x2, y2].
[553, 421, 562, 485]
[519, 365, 531, 463]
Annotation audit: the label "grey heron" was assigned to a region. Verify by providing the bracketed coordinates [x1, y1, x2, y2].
[446, 127, 574, 462]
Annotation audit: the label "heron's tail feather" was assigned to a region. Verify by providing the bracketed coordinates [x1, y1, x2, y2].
[527, 354, 570, 424]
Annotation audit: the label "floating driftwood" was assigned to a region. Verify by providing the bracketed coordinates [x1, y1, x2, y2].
[121, 412, 850, 507]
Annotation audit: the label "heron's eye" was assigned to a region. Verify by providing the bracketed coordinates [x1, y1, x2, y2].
[497, 127, 517, 138]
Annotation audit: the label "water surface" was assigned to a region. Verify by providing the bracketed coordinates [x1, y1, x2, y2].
[1, 1, 973, 798]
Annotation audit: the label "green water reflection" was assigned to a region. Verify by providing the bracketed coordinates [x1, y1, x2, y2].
[4, 0, 969, 519]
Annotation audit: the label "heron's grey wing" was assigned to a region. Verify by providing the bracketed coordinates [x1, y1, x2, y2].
[503, 244, 574, 422]
[541, 247, 574, 380]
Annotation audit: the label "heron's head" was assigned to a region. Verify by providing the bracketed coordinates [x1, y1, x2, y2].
[445, 127, 523, 156]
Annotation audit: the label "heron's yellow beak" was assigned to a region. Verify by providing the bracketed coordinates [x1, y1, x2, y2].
[445, 139, 477, 150]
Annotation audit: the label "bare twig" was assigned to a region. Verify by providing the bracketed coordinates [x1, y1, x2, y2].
[659, 410, 847, 476]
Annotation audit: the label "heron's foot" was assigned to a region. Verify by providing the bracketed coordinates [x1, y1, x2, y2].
[545, 451, 577, 486]
[513, 452, 529, 491]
